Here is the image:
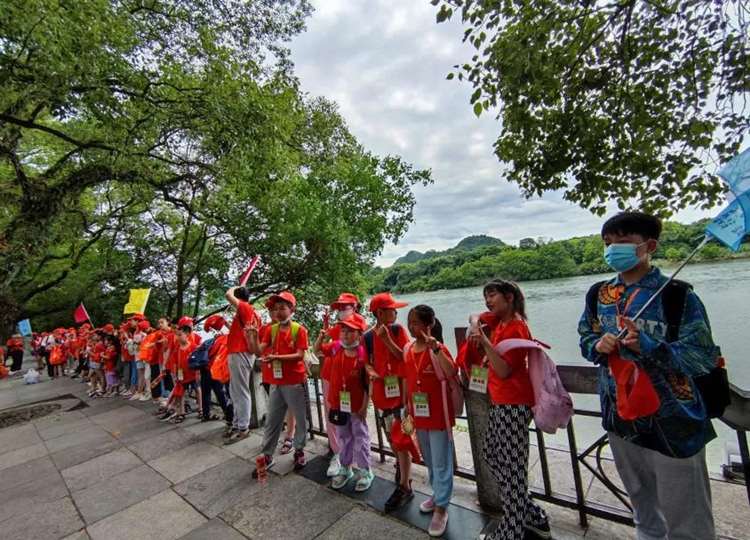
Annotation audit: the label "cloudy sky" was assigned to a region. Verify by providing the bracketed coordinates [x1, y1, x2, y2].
[289, 0, 713, 266]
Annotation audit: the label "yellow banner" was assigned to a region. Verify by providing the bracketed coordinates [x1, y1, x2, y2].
[123, 288, 150, 314]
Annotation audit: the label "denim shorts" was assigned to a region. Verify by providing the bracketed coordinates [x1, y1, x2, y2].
[89, 362, 101, 370]
[136, 361, 146, 369]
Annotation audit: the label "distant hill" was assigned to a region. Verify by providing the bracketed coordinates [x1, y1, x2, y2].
[393, 235, 505, 265]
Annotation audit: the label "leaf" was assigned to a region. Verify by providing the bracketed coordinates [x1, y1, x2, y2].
[473, 102, 483, 117]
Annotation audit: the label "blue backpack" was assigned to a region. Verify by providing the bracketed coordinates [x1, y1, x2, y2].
[188, 337, 216, 370]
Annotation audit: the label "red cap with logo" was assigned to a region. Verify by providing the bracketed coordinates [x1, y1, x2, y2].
[368, 292, 408, 313]
[268, 291, 296, 309]
[203, 315, 227, 332]
[337, 313, 368, 332]
[137, 320, 151, 331]
[330, 292, 361, 310]
[177, 316, 194, 328]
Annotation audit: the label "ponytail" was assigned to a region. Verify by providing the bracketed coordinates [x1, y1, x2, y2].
[409, 304, 444, 343]
[482, 280, 527, 320]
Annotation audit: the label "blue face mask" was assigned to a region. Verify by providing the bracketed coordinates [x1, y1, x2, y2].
[603, 243, 646, 273]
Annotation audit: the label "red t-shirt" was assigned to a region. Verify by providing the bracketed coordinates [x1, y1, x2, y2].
[6, 338, 23, 352]
[91, 342, 105, 363]
[366, 325, 409, 410]
[326, 346, 367, 411]
[488, 319, 534, 406]
[176, 341, 198, 383]
[167, 332, 200, 372]
[226, 301, 260, 354]
[402, 343, 456, 431]
[102, 347, 117, 372]
[139, 332, 159, 364]
[260, 322, 309, 385]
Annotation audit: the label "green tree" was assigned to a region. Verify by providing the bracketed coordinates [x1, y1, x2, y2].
[433, 0, 747, 215]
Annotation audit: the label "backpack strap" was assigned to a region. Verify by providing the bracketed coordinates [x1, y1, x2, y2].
[363, 330, 374, 360]
[270, 322, 300, 350]
[585, 280, 607, 324]
[661, 280, 691, 343]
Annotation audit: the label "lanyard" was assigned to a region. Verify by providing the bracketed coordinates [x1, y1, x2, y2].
[411, 344, 432, 388]
[338, 349, 358, 390]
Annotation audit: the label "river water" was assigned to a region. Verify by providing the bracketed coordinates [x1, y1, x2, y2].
[394, 258, 750, 474]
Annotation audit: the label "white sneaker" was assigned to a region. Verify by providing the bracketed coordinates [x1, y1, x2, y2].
[139, 393, 150, 401]
[129, 393, 141, 400]
[326, 454, 341, 477]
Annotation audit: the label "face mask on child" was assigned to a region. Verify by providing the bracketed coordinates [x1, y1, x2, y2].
[604, 243, 646, 273]
[336, 306, 355, 321]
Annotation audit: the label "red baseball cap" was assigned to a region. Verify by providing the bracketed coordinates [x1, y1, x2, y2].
[103, 323, 115, 334]
[337, 313, 368, 332]
[137, 320, 151, 331]
[203, 315, 227, 332]
[177, 316, 194, 328]
[268, 291, 296, 309]
[368, 292, 408, 313]
[129, 313, 145, 321]
[330, 292, 361, 310]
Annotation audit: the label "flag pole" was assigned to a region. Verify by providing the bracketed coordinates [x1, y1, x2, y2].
[617, 235, 710, 339]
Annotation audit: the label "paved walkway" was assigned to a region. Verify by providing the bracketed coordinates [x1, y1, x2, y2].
[0, 368, 746, 539]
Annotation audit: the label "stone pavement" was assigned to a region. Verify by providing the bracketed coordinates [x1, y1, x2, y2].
[0, 368, 747, 540]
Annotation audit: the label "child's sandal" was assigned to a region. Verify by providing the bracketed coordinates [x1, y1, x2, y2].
[170, 414, 185, 424]
[280, 437, 294, 455]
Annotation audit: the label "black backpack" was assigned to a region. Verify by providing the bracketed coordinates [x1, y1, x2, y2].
[585, 279, 730, 418]
[188, 337, 216, 370]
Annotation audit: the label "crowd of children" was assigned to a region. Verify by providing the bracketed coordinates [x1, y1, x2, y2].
[9, 211, 722, 540]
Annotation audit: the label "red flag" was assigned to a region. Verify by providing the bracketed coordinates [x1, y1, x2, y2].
[73, 303, 91, 324]
[238, 256, 260, 286]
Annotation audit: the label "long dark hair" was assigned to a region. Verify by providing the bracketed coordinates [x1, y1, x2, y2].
[409, 304, 444, 343]
[483, 280, 527, 320]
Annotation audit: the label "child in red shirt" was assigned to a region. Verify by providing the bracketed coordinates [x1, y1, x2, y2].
[400, 304, 456, 537]
[471, 280, 549, 540]
[248, 291, 309, 474]
[102, 335, 120, 396]
[316, 313, 373, 491]
[170, 323, 200, 424]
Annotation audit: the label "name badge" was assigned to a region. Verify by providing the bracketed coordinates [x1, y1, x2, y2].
[384, 375, 400, 399]
[340, 391, 352, 413]
[469, 366, 489, 394]
[413, 392, 430, 417]
[177, 368, 184, 381]
[272, 360, 283, 379]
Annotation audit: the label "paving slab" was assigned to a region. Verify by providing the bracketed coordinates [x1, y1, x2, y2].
[220, 432, 264, 459]
[62, 530, 91, 540]
[1, 495, 84, 540]
[0, 422, 43, 453]
[178, 518, 248, 540]
[183, 419, 226, 437]
[127, 426, 200, 462]
[38, 416, 96, 441]
[173, 457, 260, 518]
[62, 447, 143, 492]
[50, 435, 123, 470]
[87, 489, 207, 540]
[72, 464, 171, 524]
[149, 440, 234, 483]
[0, 466, 68, 522]
[219, 474, 354, 540]
[45, 423, 115, 454]
[0, 441, 48, 471]
[89, 404, 151, 432]
[0, 454, 57, 489]
[33, 409, 88, 431]
[113, 417, 178, 444]
[317, 507, 429, 539]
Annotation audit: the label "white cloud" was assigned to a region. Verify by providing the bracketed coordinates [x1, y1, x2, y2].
[290, 0, 714, 266]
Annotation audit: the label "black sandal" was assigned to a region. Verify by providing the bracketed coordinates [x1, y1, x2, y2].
[169, 414, 186, 424]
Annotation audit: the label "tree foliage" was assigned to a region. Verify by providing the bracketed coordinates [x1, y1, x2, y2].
[434, 0, 749, 215]
[0, 1, 430, 336]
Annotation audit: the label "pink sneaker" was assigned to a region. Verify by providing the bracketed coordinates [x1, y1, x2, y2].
[419, 498, 435, 513]
[428, 510, 448, 537]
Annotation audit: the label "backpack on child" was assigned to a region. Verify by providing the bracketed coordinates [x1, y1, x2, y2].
[188, 337, 216, 370]
[494, 338, 574, 434]
[585, 279, 730, 418]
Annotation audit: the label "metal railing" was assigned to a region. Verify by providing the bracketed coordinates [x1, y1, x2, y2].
[302, 328, 750, 527]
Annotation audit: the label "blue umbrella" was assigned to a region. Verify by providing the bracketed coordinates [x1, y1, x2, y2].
[621, 148, 750, 333]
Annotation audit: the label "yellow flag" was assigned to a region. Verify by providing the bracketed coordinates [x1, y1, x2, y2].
[123, 288, 151, 314]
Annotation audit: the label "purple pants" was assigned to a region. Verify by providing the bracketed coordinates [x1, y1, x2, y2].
[105, 371, 119, 387]
[335, 413, 371, 469]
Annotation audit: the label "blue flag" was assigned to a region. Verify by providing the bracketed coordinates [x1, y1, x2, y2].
[17, 319, 32, 336]
[705, 148, 750, 251]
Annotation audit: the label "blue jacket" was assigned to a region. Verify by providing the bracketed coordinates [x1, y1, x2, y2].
[578, 267, 719, 458]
